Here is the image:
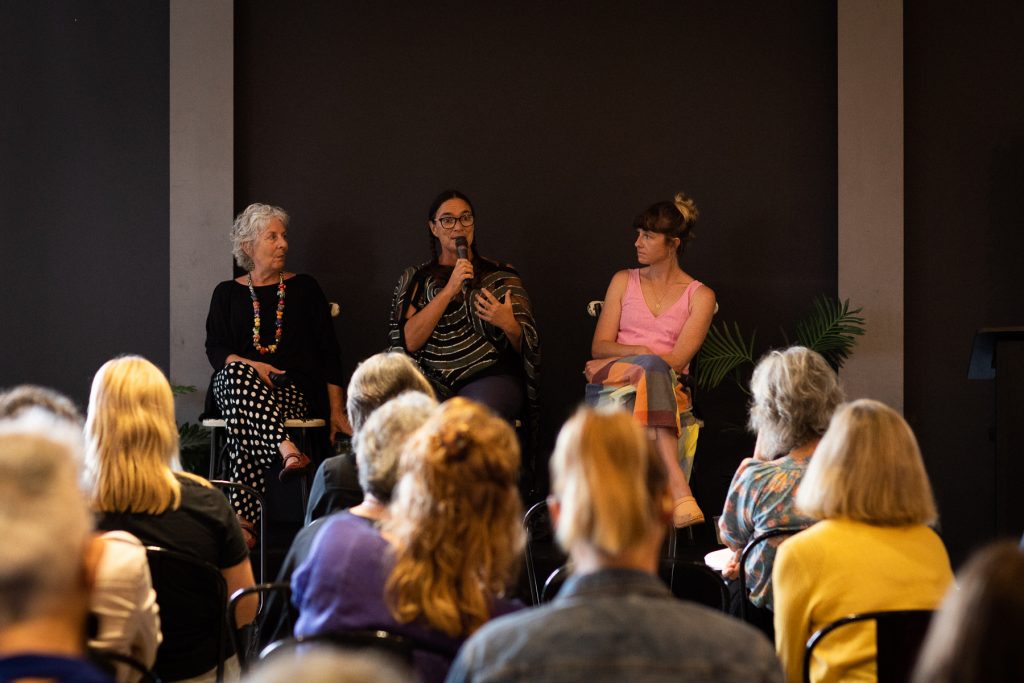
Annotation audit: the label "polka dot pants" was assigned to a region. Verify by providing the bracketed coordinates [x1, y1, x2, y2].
[212, 361, 310, 523]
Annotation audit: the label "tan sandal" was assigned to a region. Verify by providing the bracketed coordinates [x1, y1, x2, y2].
[673, 496, 705, 529]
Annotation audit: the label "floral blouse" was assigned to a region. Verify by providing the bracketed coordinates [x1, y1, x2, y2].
[718, 455, 815, 610]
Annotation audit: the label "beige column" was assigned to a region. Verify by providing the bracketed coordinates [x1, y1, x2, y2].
[170, 0, 234, 421]
[837, 0, 904, 409]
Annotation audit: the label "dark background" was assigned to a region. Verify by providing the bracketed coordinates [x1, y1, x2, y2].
[2, 0, 1022, 567]
[234, 0, 838, 516]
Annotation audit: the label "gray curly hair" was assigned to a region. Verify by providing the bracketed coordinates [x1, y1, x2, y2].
[748, 346, 844, 458]
[231, 203, 289, 272]
[352, 391, 437, 502]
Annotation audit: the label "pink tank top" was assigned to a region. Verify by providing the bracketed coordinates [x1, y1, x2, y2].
[616, 269, 703, 361]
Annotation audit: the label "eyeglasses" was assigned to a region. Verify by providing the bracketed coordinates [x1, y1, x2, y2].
[433, 212, 475, 231]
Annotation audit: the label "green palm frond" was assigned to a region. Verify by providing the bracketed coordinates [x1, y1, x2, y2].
[178, 421, 210, 452]
[793, 296, 866, 370]
[696, 321, 757, 390]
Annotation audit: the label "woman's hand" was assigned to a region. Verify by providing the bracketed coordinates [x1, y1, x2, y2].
[442, 258, 474, 299]
[331, 411, 353, 443]
[227, 355, 283, 387]
[474, 289, 516, 332]
[327, 383, 351, 443]
[722, 549, 741, 580]
[475, 289, 522, 349]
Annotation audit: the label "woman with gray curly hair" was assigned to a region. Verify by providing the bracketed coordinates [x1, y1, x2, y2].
[717, 346, 843, 635]
[204, 203, 351, 545]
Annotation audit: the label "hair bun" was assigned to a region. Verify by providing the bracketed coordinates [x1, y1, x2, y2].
[673, 192, 699, 225]
[438, 422, 472, 463]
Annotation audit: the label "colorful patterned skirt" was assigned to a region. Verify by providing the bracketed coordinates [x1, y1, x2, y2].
[584, 354, 701, 476]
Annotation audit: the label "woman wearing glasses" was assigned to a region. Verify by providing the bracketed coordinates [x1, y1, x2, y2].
[388, 189, 540, 429]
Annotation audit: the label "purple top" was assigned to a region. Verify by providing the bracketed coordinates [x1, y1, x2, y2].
[292, 512, 520, 683]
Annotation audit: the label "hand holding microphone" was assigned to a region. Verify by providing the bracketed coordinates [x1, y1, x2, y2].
[453, 236, 473, 297]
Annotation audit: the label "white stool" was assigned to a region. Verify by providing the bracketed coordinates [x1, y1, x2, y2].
[201, 417, 325, 510]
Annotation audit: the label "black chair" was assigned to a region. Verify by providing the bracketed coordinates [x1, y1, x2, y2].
[541, 564, 573, 603]
[659, 558, 730, 612]
[145, 545, 228, 683]
[210, 479, 266, 583]
[228, 582, 292, 674]
[737, 527, 807, 621]
[523, 500, 567, 605]
[803, 609, 935, 683]
[88, 648, 162, 683]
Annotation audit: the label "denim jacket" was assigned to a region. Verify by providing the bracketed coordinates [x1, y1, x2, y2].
[447, 568, 783, 683]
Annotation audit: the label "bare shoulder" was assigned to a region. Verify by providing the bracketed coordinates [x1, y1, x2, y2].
[693, 282, 716, 306]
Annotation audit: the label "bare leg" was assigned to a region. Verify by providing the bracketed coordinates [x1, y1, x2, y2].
[654, 427, 704, 528]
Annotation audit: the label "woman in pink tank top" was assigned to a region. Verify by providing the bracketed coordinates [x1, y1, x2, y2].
[585, 192, 716, 528]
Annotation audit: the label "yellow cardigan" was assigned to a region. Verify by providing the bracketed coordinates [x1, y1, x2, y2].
[773, 519, 953, 683]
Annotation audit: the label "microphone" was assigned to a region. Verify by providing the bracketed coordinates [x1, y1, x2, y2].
[455, 237, 470, 296]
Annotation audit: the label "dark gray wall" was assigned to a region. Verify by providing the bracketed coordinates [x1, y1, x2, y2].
[905, 2, 1024, 564]
[1, 1, 170, 409]
[235, 1, 838, 509]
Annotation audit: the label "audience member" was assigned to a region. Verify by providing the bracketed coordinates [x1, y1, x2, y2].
[261, 392, 437, 646]
[773, 399, 954, 683]
[84, 356, 255, 682]
[0, 383, 83, 423]
[912, 540, 1024, 683]
[0, 415, 114, 682]
[0, 385, 160, 683]
[305, 352, 435, 523]
[448, 407, 783, 682]
[718, 347, 843, 633]
[293, 397, 523, 683]
[243, 646, 410, 683]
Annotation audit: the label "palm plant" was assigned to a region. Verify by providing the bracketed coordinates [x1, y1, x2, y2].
[695, 295, 865, 393]
[172, 383, 210, 473]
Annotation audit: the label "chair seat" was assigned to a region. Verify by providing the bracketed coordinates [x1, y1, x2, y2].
[202, 418, 326, 428]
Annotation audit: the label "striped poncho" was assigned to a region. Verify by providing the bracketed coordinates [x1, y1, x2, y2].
[388, 256, 541, 441]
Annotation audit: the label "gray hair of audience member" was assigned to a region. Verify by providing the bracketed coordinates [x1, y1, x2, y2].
[0, 414, 93, 629]
[243, 646, 411, 683]
[231, 202, 290, 272]
[351, 391, 438, 503]
[912, 540, 1024, 683]
[346, 352, 435, 433]
[0, 385, 83, 425]
[747, 346, 844, 458]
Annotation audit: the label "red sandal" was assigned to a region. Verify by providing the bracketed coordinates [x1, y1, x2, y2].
[279, 451, 311, 482]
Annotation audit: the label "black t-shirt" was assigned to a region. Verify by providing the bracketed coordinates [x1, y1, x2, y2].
[96, 476, 248, 680]
[96, 477, 248, 569]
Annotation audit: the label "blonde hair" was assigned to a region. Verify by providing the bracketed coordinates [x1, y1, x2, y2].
[748, 346, 843, 457]
[550, 407, 669, 556]
[796, 399, 938, 525]
[0, 416, 92, 627]
[383, 397, 523, 637]
[85, 356, 209, 514]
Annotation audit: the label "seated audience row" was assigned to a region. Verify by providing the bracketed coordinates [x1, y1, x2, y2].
[9, 345, 1022, 683]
